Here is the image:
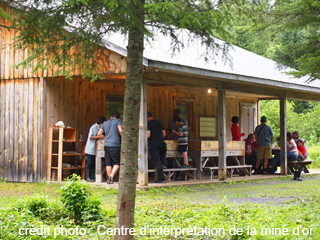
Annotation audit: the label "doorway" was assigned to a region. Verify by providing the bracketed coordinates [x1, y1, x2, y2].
[240, 102, 258, 137]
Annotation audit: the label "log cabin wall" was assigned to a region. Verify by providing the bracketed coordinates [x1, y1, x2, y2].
[42, 77, 126, 180]
[0, 4, 127, 80]
[0, 78, 43, 182]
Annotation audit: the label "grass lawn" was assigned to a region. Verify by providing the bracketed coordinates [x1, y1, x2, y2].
[1, 174, 320, 239]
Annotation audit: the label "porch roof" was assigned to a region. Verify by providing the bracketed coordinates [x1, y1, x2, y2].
[104, 30, 320, 94]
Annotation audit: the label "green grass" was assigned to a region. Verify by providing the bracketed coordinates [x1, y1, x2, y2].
[1, 175, 320, 239]
[308, 144, 320, 169]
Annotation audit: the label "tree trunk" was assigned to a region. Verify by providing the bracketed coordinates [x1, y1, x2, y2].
[113, 0, 145, 239]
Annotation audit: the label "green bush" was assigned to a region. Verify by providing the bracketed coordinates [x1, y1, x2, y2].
[15, 194, 54, 218]
[307, 144, 320, 169]
[60, 174, 101, 224]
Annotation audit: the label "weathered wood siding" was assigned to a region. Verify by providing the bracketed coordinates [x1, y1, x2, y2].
[0, 4, 127, 80]
[147, 86, 257, 140]
[0, 78, 43, 182]
[42, 77, 126, 179]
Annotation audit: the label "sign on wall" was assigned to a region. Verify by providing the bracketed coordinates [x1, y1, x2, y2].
[199, 117, 217, 137]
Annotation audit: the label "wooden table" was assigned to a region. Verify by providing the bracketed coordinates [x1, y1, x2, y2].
[95, 139, 197, 183]
[151, 140, 197, 182]
[188, 140, 252, 180]
[271, 147, 313, 174]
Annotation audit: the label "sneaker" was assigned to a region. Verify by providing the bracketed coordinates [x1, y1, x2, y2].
[175, 176, 181, 181]
[180, 164, 189, 169]
[155, 179, 166, 184]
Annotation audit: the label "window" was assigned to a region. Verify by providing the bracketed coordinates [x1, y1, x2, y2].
[106, 95, 124, 119]
[174, 97, 194, 130]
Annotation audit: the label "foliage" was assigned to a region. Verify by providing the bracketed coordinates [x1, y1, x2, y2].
[259, 100, 320, 145]
[15, 194, 56, 218]
[3, 0, 238, 80]
[307, 145, 320, 169]
[60, 174, 101, 224]
[2, 176, 320, 239]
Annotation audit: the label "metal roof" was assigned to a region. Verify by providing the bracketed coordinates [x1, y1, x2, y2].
[105, 30, 320, 90]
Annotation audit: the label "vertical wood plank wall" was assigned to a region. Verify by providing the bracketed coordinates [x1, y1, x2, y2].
[0, 78, 43, 182]
[147, 86, 257, 140]
[42, 78, 126, 180]
[0, 76, 257, 182]
[0, 4, 127, 81]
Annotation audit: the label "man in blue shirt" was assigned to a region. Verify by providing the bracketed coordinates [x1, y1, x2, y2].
[98, 112, 122, 184]
[254, 116, 274, 175]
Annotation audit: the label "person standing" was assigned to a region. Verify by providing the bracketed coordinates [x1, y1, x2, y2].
[254, 116, 274, 175]
[147, 111, 167, 183]
[98, 112, 122, 184]
[231, 116, 245, 141]
[84, 116, 107, 181]
[172, 117, 189, 168]
[167, 109, 187, 179]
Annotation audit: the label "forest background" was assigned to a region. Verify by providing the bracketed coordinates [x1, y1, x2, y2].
[222, 0, 320, 168]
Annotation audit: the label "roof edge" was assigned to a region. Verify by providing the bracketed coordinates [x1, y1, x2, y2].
[148, 60, 320, 94]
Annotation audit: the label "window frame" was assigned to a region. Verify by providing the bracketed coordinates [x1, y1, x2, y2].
[173, 97, 195, 130]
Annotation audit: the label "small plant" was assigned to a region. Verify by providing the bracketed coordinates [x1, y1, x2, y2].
[61, 174, 101, 224]
[0, 177, 7, 183]
[15, 194, 53, 218]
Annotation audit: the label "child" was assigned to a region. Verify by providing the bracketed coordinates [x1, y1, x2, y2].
[296, 138, 306, 161]
[172, 117, 189, 168]
[231, 116, 245, 141]
[84, 116, 107, 181]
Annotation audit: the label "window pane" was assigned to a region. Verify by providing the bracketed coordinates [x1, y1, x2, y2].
[106, 95, 124, 119]
[176, 101, 190, 125]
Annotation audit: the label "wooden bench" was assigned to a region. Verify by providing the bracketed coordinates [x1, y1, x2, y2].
[203, 165, 252, 180]
[148, 168, 197, 183]
[287, 160, 314, 174]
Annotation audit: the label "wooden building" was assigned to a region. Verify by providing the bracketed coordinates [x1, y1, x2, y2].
[1, 4, 320, 183]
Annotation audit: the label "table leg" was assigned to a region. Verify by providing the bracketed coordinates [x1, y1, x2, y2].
[95, 156, 102, 183]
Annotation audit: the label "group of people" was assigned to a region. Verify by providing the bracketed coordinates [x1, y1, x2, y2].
[84, 113, 122, 184]
[84, 108, 189, 184]
[147, 109, 189, 184]
[233, 115, 308, 179]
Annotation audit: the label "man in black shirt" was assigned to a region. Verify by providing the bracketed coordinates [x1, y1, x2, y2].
[147, 111, 167, 183]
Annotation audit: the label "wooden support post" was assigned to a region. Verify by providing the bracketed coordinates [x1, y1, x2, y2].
[280, 98, 287, 175]
[218, 90, 226, 180]
[138, 81, 148, 186]
[189, 150, 201, 180]
[57, 128, 64, 182]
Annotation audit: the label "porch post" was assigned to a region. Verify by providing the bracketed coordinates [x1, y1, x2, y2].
[138, 81, 148, 186]
[218, 89, 227, 180]
[280, 98, 287, 175]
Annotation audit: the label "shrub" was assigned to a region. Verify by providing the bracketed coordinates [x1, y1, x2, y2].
[15, 194, 52, 218]
[60, 174, 101, 224]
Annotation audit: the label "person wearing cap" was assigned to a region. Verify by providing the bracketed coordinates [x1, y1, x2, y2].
[254, 116, 274, 174]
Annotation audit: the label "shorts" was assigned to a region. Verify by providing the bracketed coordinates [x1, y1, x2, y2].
[178, 144, 187, 153]
[257, 145, 272, 160]
[104, 146, 120, 166]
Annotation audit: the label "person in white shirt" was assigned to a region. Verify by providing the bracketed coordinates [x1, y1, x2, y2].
[85, 116, 106, 181]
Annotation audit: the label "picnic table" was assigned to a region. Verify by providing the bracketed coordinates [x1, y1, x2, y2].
[94, 139, 197, 183]
[152, 140, 197, 183]
[272, 147, 313, 174]
[188, 140, 252, 180]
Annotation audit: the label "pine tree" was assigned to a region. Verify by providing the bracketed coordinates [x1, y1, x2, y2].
[2, 0, 238, 238]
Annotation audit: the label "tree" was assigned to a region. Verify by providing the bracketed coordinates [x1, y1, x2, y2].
[2, 0, 238, 238]
[260, 0, 320, 82]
